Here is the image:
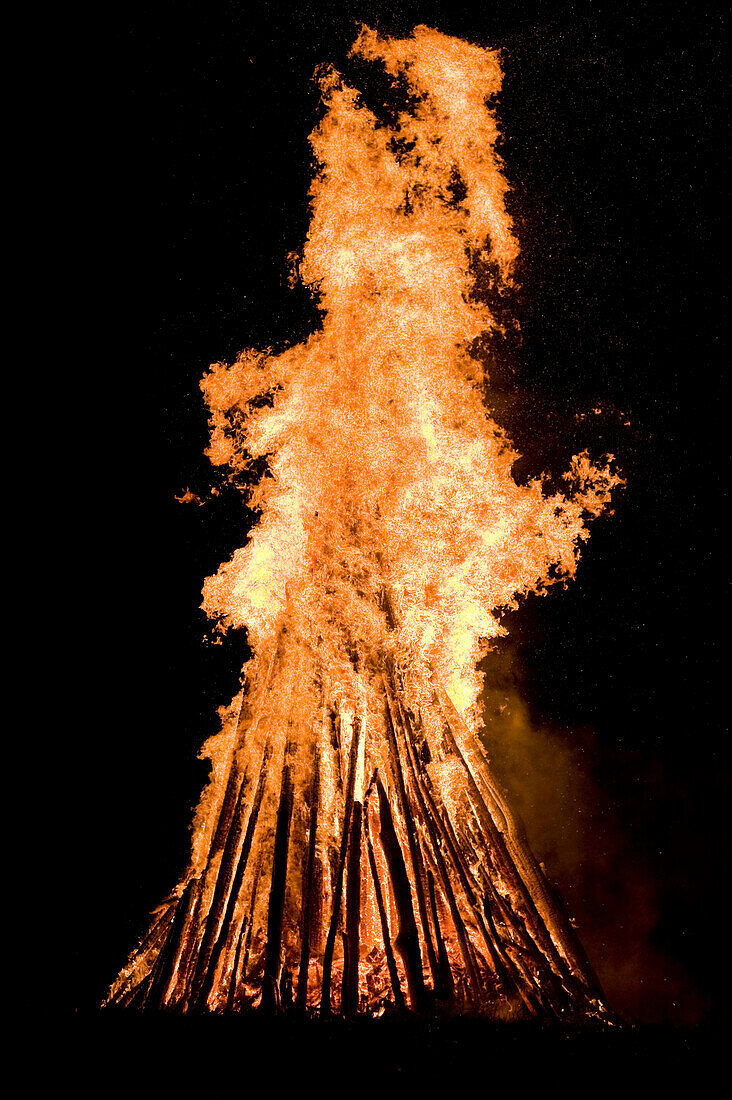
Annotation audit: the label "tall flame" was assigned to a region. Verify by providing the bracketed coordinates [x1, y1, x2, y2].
[202, 26, 615, 719]
[107, 25, 620, 1021]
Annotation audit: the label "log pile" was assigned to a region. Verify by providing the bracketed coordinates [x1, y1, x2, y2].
[105, 612, 613, 1024]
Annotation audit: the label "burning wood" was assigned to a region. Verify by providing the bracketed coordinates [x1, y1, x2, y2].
[105, 25, 620, 1022]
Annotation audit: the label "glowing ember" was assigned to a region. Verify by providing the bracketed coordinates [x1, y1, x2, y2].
[106, 25, 620, 1020]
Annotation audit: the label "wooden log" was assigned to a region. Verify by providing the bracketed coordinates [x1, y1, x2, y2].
[426, 869, 453, 1002]
[388, 683, 482, 1004]
[320, 711, 361, 1016]
[382, 680, 443, 997]
[177, 761, 252, 1009]
[435, 707, 575, 987]
[331, 706, 345, 798]
[413, 810, 483, 1007]
[150, 880, 199, 1010]
[387, 697, 473, 1006]
[166, 875, 205, 1008]
[391, 706, 516, 1006]
[103, 894, 178, 1006]
[188, 765, 255, 1010]
[194, 740, 274, 1009]
[375, 774, 428, 1014]
[434, 706, 603, 1016]
[129, 905, 178, 1011]
[364, 786, 406, 1012]
[478, 864, 551, 1007]
[342, 797, 362, 1015]
[422, 784, 530, 1008]
[387, 681, 512, 1011]
[157, 878, 205, 1009]
[142, 906, 192, 1013]
[434, 682, 604, 1001]
[296, 746, 321, 1013]
[181, 626, 286, 1007]
[237, 849, 266, 999]
[379, 668, 524, 1009]
[461, 777, 583, 1003]
[262, 746, 295, 1014]
[198, 627, 283, 878]
[225, 911, 250, 1013]
[458, 802, 564, 1015]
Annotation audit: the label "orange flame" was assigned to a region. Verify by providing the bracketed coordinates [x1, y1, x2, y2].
[202, 25, 617, 720]
[107, 25, 620, 1022]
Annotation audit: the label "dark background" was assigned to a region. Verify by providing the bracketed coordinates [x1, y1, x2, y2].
[68, 0, 726, 1056]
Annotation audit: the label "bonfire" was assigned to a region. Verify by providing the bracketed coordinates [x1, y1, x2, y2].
[106, 25, 620, 1022]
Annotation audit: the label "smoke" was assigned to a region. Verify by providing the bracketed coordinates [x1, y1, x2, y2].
[480, 640, 707, 1025]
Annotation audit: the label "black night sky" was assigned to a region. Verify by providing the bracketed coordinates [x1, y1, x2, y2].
[67, 0, 726, 1076]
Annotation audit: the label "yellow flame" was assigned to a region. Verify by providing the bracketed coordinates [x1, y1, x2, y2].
[200, 25, 619, 723]
[107, 27, 621, 1023]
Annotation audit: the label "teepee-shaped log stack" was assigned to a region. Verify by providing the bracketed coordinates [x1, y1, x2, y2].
[106, 603, 610, 1023]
